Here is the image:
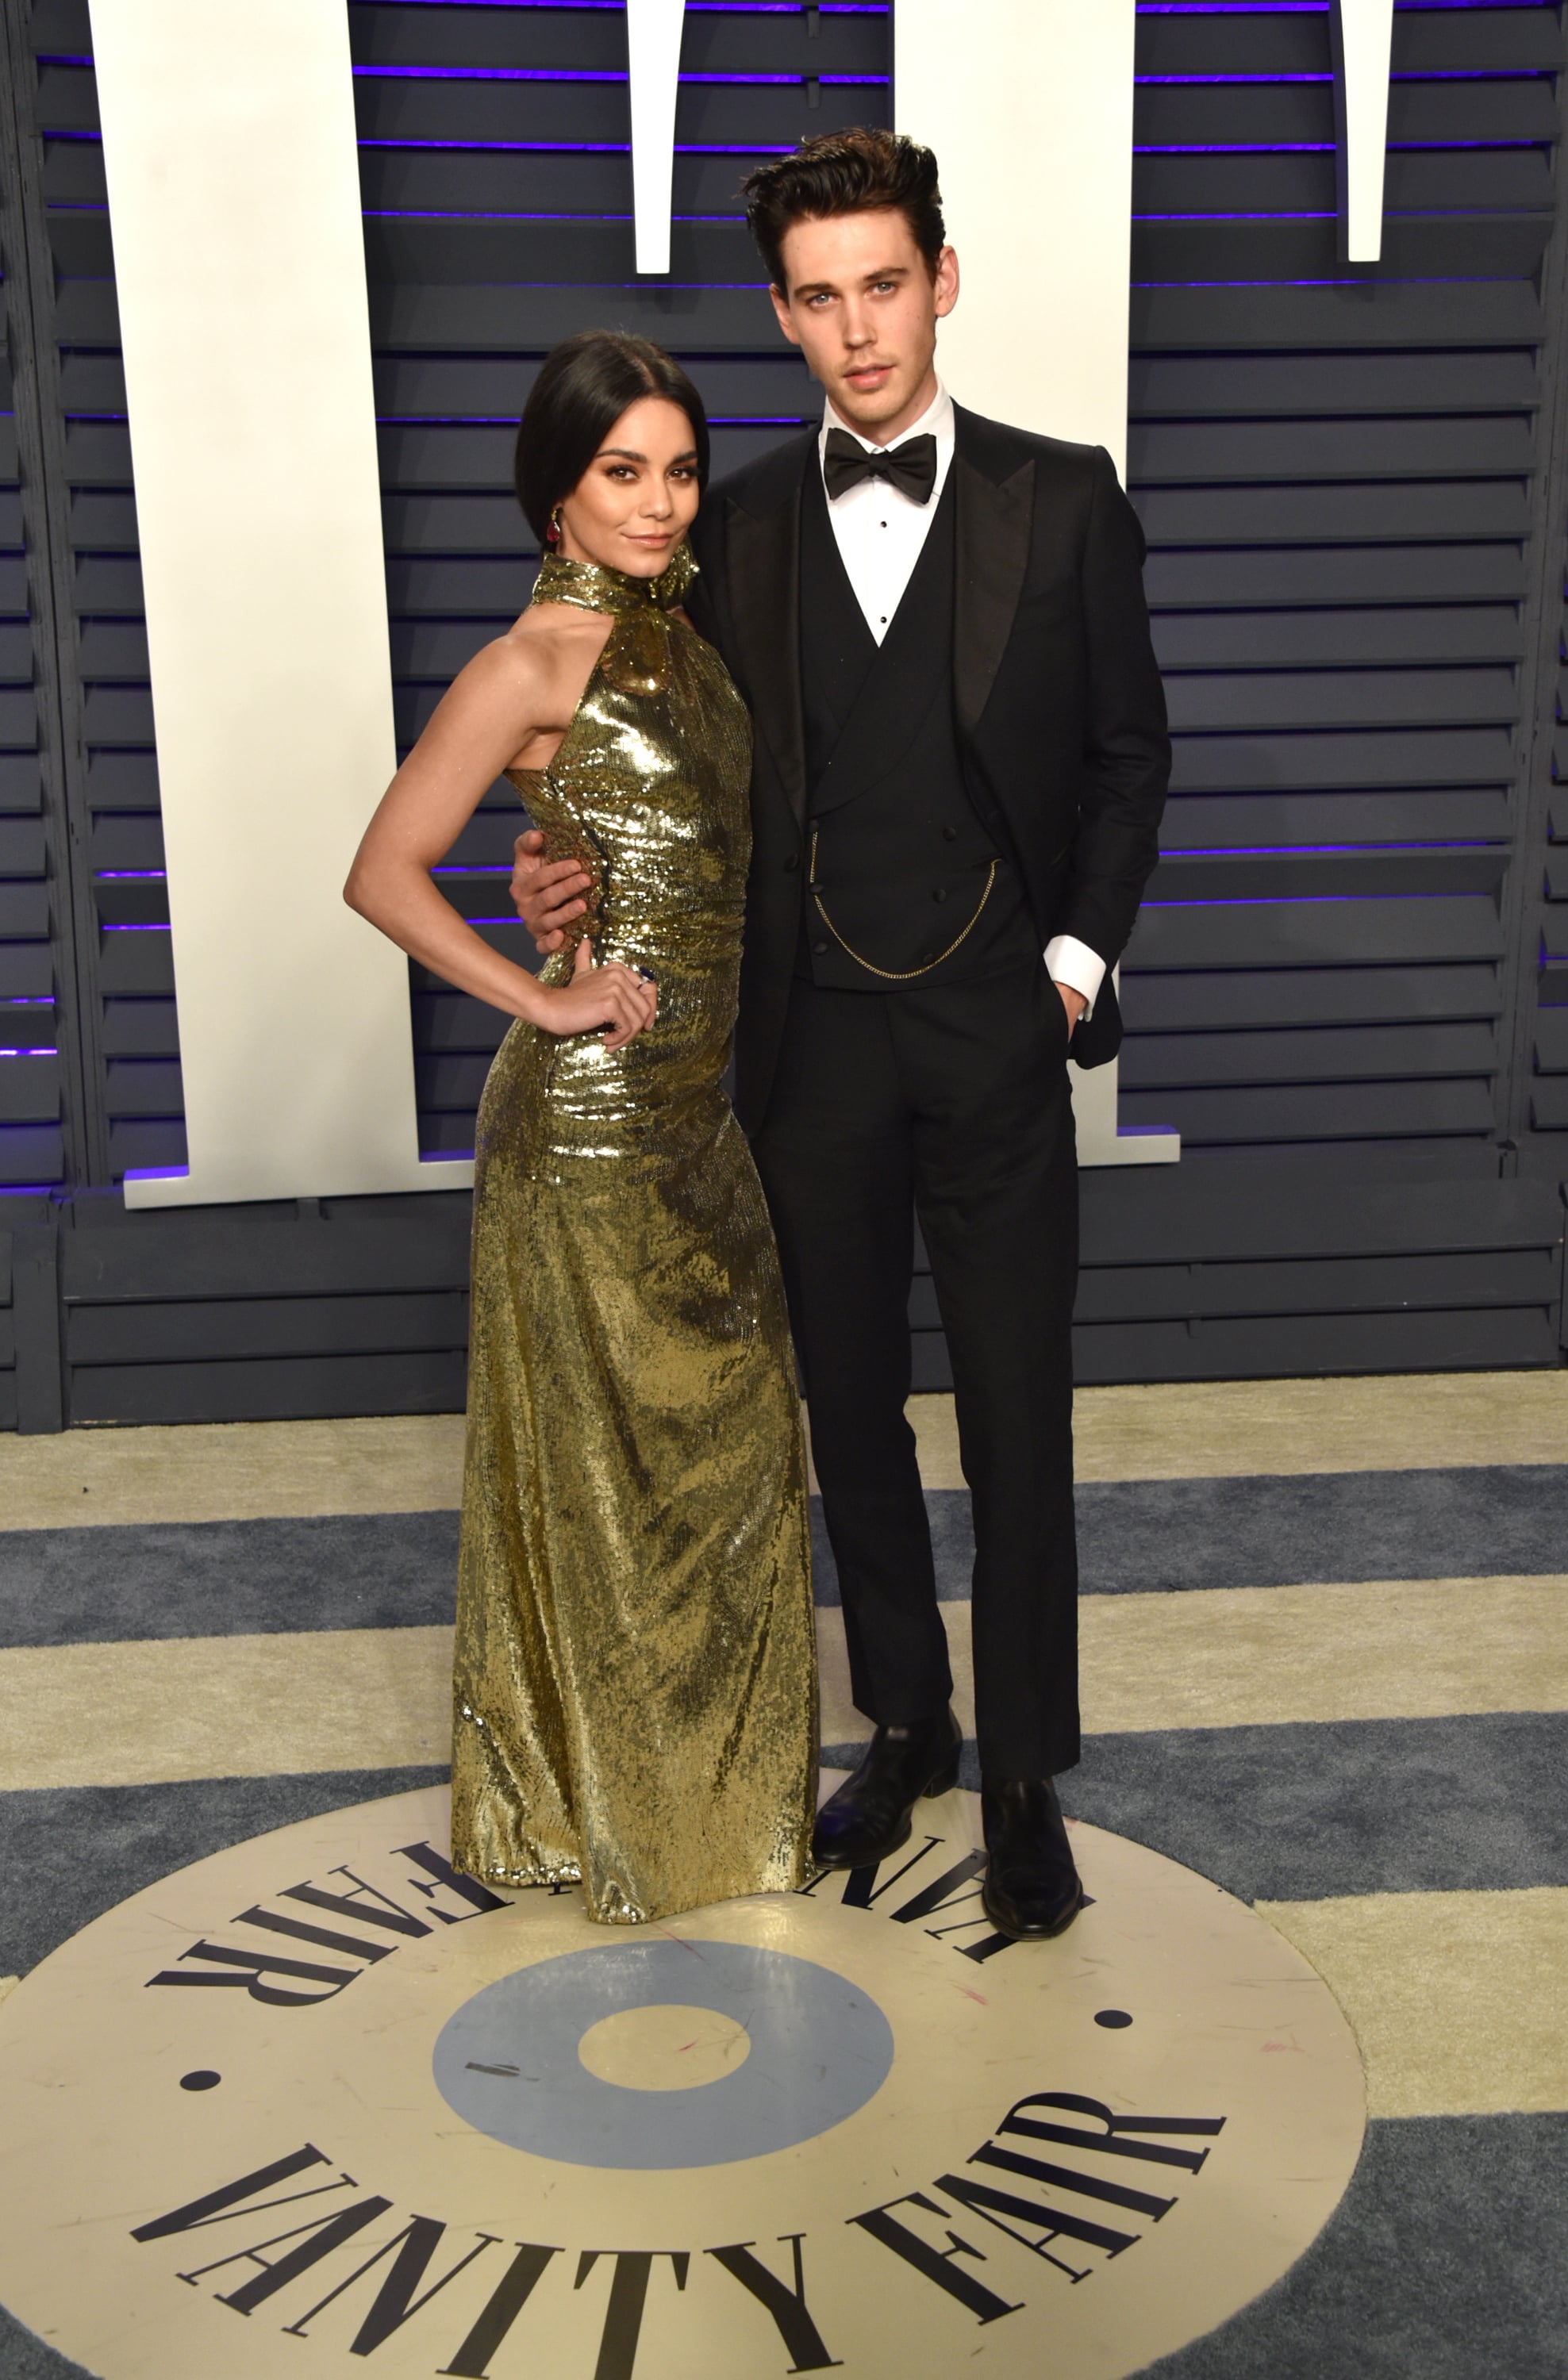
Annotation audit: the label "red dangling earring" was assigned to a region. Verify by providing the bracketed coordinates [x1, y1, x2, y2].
[545, 505, 563, 548]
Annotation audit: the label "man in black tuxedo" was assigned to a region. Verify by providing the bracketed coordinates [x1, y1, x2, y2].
[513, 129, 1168, 1938]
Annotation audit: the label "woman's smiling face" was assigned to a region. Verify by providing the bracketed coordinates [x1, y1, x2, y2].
[555, 395, 702, 578]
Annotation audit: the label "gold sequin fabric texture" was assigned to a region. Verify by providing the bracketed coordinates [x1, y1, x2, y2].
[452, 555, 817, 1925]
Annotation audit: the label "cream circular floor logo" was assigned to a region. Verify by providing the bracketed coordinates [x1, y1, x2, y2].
[0, 1783, 1365, 2380]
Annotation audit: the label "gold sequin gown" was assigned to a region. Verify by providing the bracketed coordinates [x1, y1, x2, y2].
[451, 552, 817, 1925]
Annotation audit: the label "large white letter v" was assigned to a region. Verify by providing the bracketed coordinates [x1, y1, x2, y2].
[627, 0, 687, 275]
[1332, 0, 1395, 263]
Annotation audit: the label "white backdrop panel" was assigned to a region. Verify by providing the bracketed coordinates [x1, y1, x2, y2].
[90, 0, 471, 1206]
[896, 0, 1178, 1165]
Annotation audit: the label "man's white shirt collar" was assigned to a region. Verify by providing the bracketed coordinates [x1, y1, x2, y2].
[818, 378, 955, 474]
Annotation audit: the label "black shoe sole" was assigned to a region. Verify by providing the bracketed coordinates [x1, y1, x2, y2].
[979, 1879, 1086, 1941]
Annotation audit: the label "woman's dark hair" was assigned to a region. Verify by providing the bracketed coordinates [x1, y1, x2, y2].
[740, 129, 945, 293]
[513, 332, 709, 544]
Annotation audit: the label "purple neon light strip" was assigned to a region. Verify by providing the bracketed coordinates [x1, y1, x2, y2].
[0, 1049, 57, 1058]
[1143, 892, 1493, 908]
[358, 3, 887, 10]
[363, 3, 886, 10]
[102, 923, 170, 932]
[363, 210, 747, 223]
[357, 141, 795, 155]
[124, 1165, 189, 1182]
[350, 136, 1548, 160]
[365, 202, 1505, 231]
[1167, 842, 1499, 858]
[352, 65, 886, 83]
[1139, 71, 1332, 83]
[95, 869, 165, 881]
[387, 413, 807, 425]
[1132, 273, 1526, 289]
[379, 277, 775, 287]
[1136, 70, 1552, 84]
[1135, 141, 1542, 155]
[1136, 2, 1545, 9]
[1137, 210, 1339, 222]
[346, 65, 1543, 98]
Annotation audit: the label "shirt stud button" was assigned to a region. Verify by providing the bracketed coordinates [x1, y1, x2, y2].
[812, 939, 828, 955]
[932, 888, 948, 904]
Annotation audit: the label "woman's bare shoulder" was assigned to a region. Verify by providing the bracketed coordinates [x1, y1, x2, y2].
[509, 600, 613, 656]
[432, 605, 594, 723]
[490, 606, 612, 698]
[467, 604, 586, 680]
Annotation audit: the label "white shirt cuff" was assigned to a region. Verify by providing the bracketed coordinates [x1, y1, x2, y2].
[1043, 935, 1106, 1019]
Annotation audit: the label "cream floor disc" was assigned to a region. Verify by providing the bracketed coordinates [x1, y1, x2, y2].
[0, 1783, 1365, 2380]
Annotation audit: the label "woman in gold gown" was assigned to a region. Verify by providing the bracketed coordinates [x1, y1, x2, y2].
[346, 333, 817, 1925]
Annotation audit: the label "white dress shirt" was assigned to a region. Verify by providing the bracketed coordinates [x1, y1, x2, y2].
[818, 381, 1106, 1017]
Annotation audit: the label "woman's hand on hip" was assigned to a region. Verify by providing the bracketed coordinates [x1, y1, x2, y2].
[533, 936, 655, 1051]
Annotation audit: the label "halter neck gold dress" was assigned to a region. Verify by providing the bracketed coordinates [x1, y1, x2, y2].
[451, 552, 817, 1925]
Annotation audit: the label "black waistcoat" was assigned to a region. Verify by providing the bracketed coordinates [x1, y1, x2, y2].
[797, 461, 1032, 989]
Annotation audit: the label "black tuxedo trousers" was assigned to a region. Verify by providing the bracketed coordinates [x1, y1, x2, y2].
[753, 957, 1082, 1780]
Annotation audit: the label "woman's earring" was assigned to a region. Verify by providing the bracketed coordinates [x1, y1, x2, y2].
[545, 506, 563, 548]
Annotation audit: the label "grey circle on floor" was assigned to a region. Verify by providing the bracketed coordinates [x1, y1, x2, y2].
[432, 1937, 894, 2169]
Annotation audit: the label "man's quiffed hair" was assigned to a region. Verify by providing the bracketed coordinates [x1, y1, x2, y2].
[741, 129, 945, 292]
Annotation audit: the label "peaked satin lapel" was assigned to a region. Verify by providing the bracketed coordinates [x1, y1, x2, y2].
[727, 473, 808, 827]
[953, 442, 1035, 733]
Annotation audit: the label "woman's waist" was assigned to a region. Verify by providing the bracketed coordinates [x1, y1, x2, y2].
[541, 944, 740, 1002]
[589, 921, 741, 975]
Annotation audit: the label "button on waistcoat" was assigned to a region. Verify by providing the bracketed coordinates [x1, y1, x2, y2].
[797, 463, 1032, 988]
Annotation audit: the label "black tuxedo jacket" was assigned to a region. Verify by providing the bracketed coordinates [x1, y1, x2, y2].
[686, 403, 1170, 1133]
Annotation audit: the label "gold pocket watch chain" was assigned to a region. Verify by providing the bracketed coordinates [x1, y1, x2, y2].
[808, 826, 998, 982]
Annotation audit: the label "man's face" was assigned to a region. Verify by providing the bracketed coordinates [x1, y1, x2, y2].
[769, 207, 959, 444]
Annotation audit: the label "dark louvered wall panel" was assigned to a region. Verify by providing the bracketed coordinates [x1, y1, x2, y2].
[1, 0, 102, 1429]
[1520, 415, 1567, 1262]
[1046, 0, 1567, 1387]
[21, 0, 186, 1185]
[0, 286, 40, 1422]
[0, 351, 58, 1220]
[1543, 764, 1568, 1138]
[0, 179, 60, 1223]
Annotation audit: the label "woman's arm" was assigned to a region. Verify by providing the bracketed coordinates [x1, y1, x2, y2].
[344, 632, 655, 1050]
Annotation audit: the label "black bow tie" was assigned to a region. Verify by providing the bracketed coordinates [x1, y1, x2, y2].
[822, 427, 939, 506]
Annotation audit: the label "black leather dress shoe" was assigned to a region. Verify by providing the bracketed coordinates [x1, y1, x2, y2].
[980, 1778, 1084, 1940]
[812, 1710, 963, 1869]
